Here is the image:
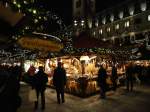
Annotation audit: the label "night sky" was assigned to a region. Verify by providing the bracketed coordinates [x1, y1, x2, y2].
[0, 0, 130, 35]
[45, 0, 126, 25]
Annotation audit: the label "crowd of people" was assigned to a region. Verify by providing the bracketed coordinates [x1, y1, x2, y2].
[97, 62, 150, 98]
[0, 61, 150, 111]
[26, 62, 67, 110]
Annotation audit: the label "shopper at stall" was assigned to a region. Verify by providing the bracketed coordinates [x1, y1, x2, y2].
[126, 62, 134, 92]
[97, 64, 107, 99]
[111, 64, 118, 91]
[28, 65, 36, 76]
[33, 66, 48, 110]
[53, 62, 67, 104]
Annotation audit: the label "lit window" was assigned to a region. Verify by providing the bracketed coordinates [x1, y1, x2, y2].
[107, 27, 110, 32]
[110, 14, 114, 22]
[93, 32, 96, 36]
[127, 21, 130, 27]
[81, 20, 84, 26]
[129, 5, 134, 16]
[74, 23, 77, 26]
[141, 2, 147, 11]
[81, 23, 84, 26]
[74, 20, 77, 23]
[115, 24, 119, 30]
[102, 17, 106, 24]
[88, 21, 92, 28]
[74, 20, 78, 26]
[148, 15, 150, 21]
[119, 11, 123, 19]
[95, 19, 99, 27]
[125, 22, 126, 27]
[34, 19, 38, 23]
[81, 20, 84, 23]
[125, 21, 130, 27]
[99, 29, 102, 34]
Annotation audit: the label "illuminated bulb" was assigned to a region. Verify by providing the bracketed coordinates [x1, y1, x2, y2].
[74, 20, 77, 23]
[44, 36, 47, 39]
[33, 10, 37, 14]
[17, 4, 21, 8]
[81, 20, 84, 23]
[13, 0, 17, 4]
[24, 1, 28, 4]
[103, 38, 106, 41]
[34, 19, 38, 23]
[44, 17, 47, 21]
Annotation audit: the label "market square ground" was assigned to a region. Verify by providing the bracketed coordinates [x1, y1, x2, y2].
[18, 83, 150, 112]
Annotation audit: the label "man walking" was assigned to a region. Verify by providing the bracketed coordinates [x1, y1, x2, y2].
[97, 65, 107, 99]
[53, 62, 67, 104]
[126, 63, 134, 92]
[111, 64, 118, 91]
[33, 66, 48, 110]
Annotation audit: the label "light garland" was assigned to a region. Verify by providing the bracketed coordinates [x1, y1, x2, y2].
[1, 0, 149, 62]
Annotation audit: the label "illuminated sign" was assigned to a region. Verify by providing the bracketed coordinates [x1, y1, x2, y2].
[18, 37, 63, 52]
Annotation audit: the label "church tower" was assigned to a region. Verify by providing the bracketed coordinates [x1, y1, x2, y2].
[72, 0, 95, 28]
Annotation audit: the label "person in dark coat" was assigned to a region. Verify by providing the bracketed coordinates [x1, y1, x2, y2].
[0, 65, 21, 112]
[53, 62, 67, 104]
[126, 63, 134, 92]
[97, 65, 107, 99]
[33, 66, 48, 110]
[111, 65, 118, 91]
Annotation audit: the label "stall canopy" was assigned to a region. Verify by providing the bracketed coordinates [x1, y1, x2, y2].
[73, 31, 112, 48]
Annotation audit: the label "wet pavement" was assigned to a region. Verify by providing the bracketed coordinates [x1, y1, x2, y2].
[18, 83, 150, 112]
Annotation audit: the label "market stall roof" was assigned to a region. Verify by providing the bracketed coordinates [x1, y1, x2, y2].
[73, 31, 112, 48]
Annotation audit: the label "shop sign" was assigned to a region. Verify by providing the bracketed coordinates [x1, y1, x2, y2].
[18, 37, 63, 52]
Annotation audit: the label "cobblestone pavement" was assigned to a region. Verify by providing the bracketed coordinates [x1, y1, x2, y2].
[18, 83, 150, 112]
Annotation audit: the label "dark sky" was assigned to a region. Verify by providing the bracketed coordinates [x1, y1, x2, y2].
[45, 0, 126, 25]
[96, 0, 124, 12]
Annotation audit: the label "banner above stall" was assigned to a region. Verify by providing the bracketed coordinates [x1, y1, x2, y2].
[18, 37, 64, 52]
